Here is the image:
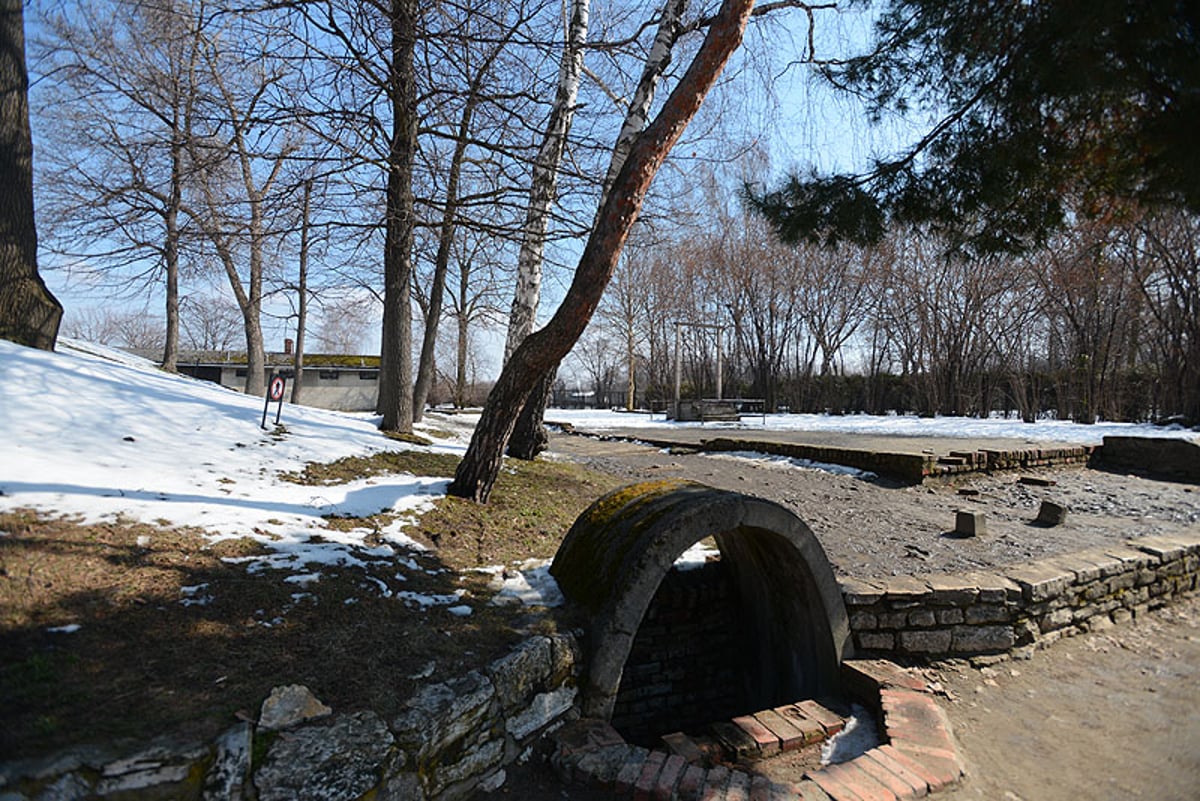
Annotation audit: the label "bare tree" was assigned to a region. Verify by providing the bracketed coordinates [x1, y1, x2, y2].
[449, 0, 757, 502]
[32, 0, 205, 368]
[179, 296, 241, 350]
[0, 0, 62, 350]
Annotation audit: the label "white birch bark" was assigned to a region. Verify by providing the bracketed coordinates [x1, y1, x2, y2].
[504, 0, 591, 363]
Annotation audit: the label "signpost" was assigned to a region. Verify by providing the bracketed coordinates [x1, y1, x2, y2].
[262, 374, 286, 429]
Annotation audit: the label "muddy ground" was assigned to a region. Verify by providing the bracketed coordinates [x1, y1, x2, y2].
[488, 431, 1200, 800]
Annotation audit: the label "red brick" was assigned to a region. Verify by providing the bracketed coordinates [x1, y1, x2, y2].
[795, 779, 836, 801]
[852, 754, 919, 799]
[893, 742, 964, 780]
[726, 770, 752, 801]
[842, 659, 928, 693]
[824, 762, 899, 801]
[776, 705, 827, 744]
[795, 700, 847, 736]
[733, 715, 782, 755]
[700, 766, 731, 801]
[807, 765, 868, 801]
[748, 774, 772, 801]
[712, 721, 760, 758]
[676, 765, 708, 801]
[860, 749, 928, 798]
[755, 709, 808, 751]
[653, 753, 687, 801]
[662, 731, 706, 764]
[634, 750, 667, 801]
[616, 749, 650, 796]
[876, 745, 955, 794]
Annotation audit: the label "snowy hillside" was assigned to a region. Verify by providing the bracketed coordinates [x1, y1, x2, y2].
[0, 338, 462, 574]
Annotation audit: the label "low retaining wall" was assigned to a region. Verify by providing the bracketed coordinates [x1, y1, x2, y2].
[0, 633, 582, 801]
[841, 532, 1200, 660]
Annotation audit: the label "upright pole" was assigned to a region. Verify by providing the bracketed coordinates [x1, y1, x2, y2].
[716, 326, 723, 401]
[673, 321, 682, 419]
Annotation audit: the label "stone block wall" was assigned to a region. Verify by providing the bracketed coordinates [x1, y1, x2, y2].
[0, 633, 582, 801]
[611, 562, 746, 745]
[841, 533, 1200, 660]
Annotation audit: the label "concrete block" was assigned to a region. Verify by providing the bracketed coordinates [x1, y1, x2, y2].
[954, 510, 986, 537]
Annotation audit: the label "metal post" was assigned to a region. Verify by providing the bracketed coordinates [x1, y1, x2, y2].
[673, 321, 682, 419]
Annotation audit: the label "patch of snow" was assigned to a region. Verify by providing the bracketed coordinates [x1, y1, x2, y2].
[820, 704, 881, 765]
[674, 541, 720, 571]
[543, 408, 1197, 446]
[489, 559, 564, 607]
[446, 605, 473, 617]
[396, 588, 467, 610]
[179, 583, 213, 606]
[707, 450, 877, 479]
[0, 338, 456, 586]
[46, 624, 81, 634]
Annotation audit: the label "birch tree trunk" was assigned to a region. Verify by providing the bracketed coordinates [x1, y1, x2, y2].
[502, 0, 589, 458]
[506, 0, 687, 458]
[0, 0, 62, 350]
[504, 0, 590, 363]
[450, 0, 756, 502]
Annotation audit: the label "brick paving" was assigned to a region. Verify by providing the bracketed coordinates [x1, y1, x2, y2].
[550, 659, 964, 801]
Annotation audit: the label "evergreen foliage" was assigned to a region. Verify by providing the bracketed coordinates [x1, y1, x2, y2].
[751, 0, 1200, 251]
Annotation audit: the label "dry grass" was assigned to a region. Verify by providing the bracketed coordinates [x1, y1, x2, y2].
[0, 452, 623, 759]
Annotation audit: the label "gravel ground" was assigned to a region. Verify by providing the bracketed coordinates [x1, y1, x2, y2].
[546, 432, 1199, 580]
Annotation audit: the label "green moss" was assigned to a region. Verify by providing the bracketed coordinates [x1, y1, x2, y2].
[552, 480, 703, 612]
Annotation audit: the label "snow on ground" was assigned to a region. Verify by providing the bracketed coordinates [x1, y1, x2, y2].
[0, 337, 461, 583]
[544, 408, 1197, 446]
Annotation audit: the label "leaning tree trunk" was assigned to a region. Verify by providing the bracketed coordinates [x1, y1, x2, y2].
[449, 0, 755, 502]
[507, 0, 688, 458]
[0, 0, 62, 350]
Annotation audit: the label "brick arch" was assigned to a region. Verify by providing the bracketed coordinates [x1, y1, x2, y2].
[549, 480, 851, 721]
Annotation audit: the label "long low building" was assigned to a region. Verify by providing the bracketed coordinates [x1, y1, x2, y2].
[168, 350, 380, 411]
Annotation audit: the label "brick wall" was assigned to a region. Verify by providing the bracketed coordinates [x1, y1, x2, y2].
[841, 533, 1200, 660]
[611, 561, 748, 745]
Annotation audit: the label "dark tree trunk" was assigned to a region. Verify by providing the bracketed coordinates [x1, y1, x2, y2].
[448, 0, 755, 502]
[377, 0, 418, 432]
[0, 0, 62, 350]
[507, 369, 555, 459]
[161, 137, 184, 372]
[292, 179, 312, 405]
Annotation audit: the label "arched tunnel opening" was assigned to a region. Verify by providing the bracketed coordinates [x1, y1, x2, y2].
[549, 480, 852, 747]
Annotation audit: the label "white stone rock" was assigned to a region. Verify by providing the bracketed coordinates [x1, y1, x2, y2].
[258, 684, 332, 731]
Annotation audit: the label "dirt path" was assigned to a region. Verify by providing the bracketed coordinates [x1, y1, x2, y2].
[931, 593, 1200, 801]
[492, 431, 1200, 800]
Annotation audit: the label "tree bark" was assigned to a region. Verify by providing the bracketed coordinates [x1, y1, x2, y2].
[449, 0, 755, 502]
[377, 0, 418, 433]
[413, 94, 478, 422]
[292, 179, 312, 405]
[506, 0, 688, 459]
[0, 0, 62, 350]
[503, 0, 590, 457]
